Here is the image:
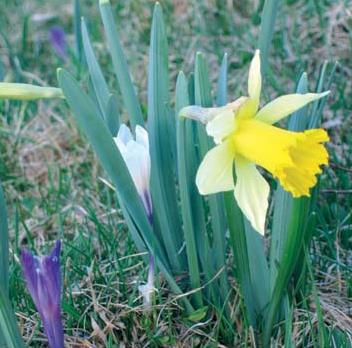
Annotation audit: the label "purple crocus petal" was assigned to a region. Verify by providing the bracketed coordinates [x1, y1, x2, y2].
[21, 241, 64, 348]
[141, 190, 153, 225]
[49, 26, 67, 59]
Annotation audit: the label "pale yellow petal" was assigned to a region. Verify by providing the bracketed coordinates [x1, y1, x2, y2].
[179, 105, 221, 124]
[255, 91, 330, 124]
[206, 109, 235, 144]
[247, 50, 261, 113]
[196, 140, 235, 195]
[234, 156, 269, 235]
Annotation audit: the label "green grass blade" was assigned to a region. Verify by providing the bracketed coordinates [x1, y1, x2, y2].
[99, 0, 143, 128]
[257, 0, 281, 76]
[57, 68, 194, 312]
[0, 287, 26, 348]
[0, 183, 8, 294]
[81, 18, 110, 118]
[176, 72, 203, 308]
[147, 3, 183, 271]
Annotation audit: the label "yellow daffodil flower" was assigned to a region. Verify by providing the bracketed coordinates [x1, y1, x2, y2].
[180, 50, 329, 235]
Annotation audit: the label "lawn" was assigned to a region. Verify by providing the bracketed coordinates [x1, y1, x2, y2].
[0, 0, 351, 347]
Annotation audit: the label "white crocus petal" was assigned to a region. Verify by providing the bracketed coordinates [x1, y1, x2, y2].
[114, 125, 151, 207]
[116, 124, 133, 145]
[196, 140, 235, 195]
[135, 125, 149, 152]
[206, 109, 235, 144]
[234, 155, 269, 235]
[247, 50, 261, 114]
[124, 140, 150, 197]
[255, 91, 330, 124]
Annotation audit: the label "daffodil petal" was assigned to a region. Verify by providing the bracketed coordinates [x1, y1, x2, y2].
[179, 105, 221, 124]
[255, 91, 330, 124]
[196, 140, 235, 195]
[234, 156, 269, 235]
[206, 109, 235, 144]
[247, 50, 261, 113]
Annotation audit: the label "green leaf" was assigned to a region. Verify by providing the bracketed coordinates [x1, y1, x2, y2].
[257, 0, 281, 76]
[0, 287, 26, 348]
[186, 306, 208, 322]
[0, 183, 8, 294]
[264, 197, 310, 345]
[57, 68, 193, 312]
[99, 0, 143, 128]
[269, 72, 309, 294]
[194, 52, 229, 305]
[224, 192, 256, 327]
[81, 17, 110, 118]
[176, 72, 203, 308]
[105, 93, 120, 136]
[147, 3, 183, 271]
[73, 0, 83, 63]
[216, 53, 228, 106]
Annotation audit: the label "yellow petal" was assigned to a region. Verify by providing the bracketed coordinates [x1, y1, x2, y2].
[234, 155, 269, 235]
[196, 140, 235, 195]
[0, 83, 64, 100]
[255, 91, 330, 124]
[247, 50, 261, 114]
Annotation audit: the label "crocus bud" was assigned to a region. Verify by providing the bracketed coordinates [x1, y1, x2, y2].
[49, 26, 67, 60]
[21, 241, 64, 348]
[114, 124, 153, 223]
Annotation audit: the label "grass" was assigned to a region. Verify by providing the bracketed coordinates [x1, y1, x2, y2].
[0, 0, 351, 346]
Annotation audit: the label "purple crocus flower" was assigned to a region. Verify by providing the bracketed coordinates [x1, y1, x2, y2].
[21, 241, 64, 348]
[49, 26, 67, 60]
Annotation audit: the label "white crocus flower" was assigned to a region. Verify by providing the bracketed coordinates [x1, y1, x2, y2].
[114, 124, 153, 222]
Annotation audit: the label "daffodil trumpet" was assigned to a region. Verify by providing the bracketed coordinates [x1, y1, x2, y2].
[180, 50, 329, 235]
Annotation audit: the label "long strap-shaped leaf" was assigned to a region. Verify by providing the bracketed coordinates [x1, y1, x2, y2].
[176, 72, 203, 308]
[99, 0, 143, 128]
[0, 183, 8, 294]
[57, 68, 194, 313]
[257, 0, 281, 76]
[0, 184, 25, 347]
[147, 3, 183, 271]
[224, 192, 256, 327]
[0, 287, 26, 348]
[81, 18, 110, 119]
[194, 52, 228, 305]
[264, 198, 309, 345]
